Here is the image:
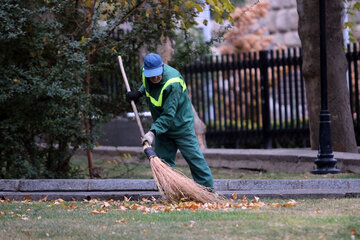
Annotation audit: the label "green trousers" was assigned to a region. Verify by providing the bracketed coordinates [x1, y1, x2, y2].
[154, 131, 214, 188]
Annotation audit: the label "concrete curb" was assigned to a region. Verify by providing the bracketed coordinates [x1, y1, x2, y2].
[1, 179, 360, 201]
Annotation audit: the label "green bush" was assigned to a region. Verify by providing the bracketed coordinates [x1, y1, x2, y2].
[0, 1, 99, 178]
[0, 0, 234, 178]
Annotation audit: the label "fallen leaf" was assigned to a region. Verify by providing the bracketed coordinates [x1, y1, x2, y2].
[318, 233, 327, 239]
[232, 192, 237, 200]
[21, 230, 31, 236]
[116, 218, 127, 223]
[91, 209, 108, 215]
[189, 220, 195, 228]
[101, 202, 111, 208]
[39, 195, 48, 202]
[283, 199, 297, 207]
[141, 229, 148, 234]
[131, 204, 140, 210]
[23, 195, 32, 201]
[271, 203, 282, 208]
[248, 203, 259, 210]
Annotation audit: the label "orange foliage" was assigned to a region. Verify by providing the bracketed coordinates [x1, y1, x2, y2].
[219, 2, 273, 54]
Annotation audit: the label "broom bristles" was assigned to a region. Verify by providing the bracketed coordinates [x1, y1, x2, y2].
[149, 156, 223, 203]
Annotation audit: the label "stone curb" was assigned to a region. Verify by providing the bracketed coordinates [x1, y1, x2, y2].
[1, 179, 360, 201]
[1, 179, 360, 192]
[1, 190, 359, 201]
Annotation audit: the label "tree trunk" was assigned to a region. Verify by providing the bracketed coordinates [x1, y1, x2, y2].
[297, 0, 357, 152]
[192, 104, 207, 150]
[85, 53, 94, 177]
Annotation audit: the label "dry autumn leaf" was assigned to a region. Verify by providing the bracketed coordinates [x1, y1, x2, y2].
[101, 202, 111, 208]
[283, 200, 297, 207]
[189, 220, 195, 228]
[114, 206, 127, 212]
[1, 196, 298, 218]
[271, 203, 282, 208]
[91, 209, 108, 215]
[39, 195, 48, 202]
[115, 218, 127, 223]
[232, 192, 237, 200]
[318, 233, 327, 239]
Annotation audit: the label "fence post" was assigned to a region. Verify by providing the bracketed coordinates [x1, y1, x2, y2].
[260, 50, 272, 148]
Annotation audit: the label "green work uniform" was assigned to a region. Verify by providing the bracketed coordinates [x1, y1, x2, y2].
[139, 64, 214, 188]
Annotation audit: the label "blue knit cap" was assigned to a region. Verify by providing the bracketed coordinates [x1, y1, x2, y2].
[144, 53, 163, 78]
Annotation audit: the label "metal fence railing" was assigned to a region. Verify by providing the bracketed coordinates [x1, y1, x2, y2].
[183, 44, 360, 148]
[346, 43, 360, 142]
[182, 48, 308, 148]
[99, 41, 360, 148]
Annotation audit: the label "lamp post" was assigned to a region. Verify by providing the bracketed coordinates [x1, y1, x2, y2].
[312, 0, 340, 174]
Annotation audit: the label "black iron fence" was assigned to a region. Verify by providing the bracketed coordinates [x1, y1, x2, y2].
[346, 43, 360, 143]
[183, 44, 360, 148]
[182, 48, 308, 148]
[99, 42, 360, 148]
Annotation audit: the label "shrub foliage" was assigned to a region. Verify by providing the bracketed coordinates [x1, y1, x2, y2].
[0, 0, 234, 178]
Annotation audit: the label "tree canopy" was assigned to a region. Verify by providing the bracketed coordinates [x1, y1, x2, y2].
[0, 0, 234, 178]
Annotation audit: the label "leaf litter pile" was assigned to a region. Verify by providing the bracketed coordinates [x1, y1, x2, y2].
[0, 193, 297, 219]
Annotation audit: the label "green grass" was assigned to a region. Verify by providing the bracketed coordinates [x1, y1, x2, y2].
[70, 156, 360, 180]
[1, 198, 360, 239]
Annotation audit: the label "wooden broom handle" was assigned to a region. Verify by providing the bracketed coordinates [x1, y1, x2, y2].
[118, 56, 145, 138]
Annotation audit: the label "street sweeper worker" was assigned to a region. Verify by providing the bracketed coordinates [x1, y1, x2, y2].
[126, 53, 214, 190]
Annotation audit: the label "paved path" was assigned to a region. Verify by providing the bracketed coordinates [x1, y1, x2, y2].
[81, 146, 360, 173]
[1, 179, 360, 201]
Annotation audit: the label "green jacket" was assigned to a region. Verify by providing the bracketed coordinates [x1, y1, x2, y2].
[139, 64, 194, 138]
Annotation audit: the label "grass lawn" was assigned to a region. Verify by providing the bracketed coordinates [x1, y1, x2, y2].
[1, 198, 360, 239]
[70, 156, 360, 180]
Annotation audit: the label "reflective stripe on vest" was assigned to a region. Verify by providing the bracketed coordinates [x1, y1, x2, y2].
[142, 70, 186, 107]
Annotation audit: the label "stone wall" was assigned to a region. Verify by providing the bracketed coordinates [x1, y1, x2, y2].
[262, 0, 301, 48]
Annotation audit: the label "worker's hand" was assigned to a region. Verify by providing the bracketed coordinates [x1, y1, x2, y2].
[142, 131, 155, 146]
[125, 90, 143, 103]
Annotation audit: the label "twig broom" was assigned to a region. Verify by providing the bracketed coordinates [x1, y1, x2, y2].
[118, 56, 222, 203]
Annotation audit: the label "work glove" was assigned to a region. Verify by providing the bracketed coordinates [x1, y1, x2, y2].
[142, 130, 155, 146]
[125, 90, 143, 103]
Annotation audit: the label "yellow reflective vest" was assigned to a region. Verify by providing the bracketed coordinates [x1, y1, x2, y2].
[139, 64, 194, 137]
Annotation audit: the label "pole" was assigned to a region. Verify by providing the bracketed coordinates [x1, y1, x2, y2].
[118, 56, 145, 137]
[312, 0, 340, 174]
